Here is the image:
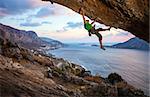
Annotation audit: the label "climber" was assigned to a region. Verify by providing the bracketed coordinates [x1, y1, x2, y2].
[80, 8, 110, 50]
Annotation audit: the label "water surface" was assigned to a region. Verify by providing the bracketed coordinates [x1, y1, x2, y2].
[49, 44, 149, 95]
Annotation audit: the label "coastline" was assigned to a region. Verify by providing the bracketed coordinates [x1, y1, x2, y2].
[49, 45, 150, 96]
[0, 40, 148, 97]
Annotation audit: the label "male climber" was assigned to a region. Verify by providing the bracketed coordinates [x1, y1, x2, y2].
[80, 8, 110, 50]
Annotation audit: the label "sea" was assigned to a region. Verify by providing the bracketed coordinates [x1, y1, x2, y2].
[48, 43, 150, 95]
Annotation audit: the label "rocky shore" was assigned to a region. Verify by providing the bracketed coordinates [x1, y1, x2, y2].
[0, 38, 148, 97]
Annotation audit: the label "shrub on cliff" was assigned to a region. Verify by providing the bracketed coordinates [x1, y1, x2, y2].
[108, 73, 123, 84]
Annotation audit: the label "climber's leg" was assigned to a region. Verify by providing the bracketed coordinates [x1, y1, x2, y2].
[95, 32, 105, 50]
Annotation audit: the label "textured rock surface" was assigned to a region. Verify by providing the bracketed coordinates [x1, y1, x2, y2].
[42, 0, 149, 42]
[0, 37, 148, 97]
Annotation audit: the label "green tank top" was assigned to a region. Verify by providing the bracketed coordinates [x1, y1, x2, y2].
[84, 22, 92, 31]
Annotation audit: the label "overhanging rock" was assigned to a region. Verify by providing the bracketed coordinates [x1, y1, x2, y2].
[42, 0, 149, 42]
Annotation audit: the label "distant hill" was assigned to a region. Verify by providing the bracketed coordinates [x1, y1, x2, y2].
[0, 23, 64, 51]
[112, 37, 149, 50]
[40, 37, 64, 49]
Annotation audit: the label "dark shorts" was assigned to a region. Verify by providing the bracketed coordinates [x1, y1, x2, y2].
[89, 28, 102, 40]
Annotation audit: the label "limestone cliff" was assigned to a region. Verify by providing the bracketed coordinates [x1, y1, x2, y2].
[42, 0, 149, 42]
[0, 23, 64, 51]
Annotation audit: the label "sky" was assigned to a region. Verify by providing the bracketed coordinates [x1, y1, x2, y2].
[0, 0, 135, 44]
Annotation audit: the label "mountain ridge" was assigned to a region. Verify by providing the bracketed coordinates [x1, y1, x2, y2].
[112, 37, 149, 50]
[0, 23, 64, 51]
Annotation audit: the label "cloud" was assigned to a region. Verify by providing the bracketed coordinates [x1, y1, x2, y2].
[9, 17, 25, 21]
[34, 7, 55, 18]
[20, 20, 51, 27]
[0, 0, 49, 17]
[56, 27, 68, 32]
[23, 5, 63, 20]
[56, 22, 83, 32]
[20, 22, 41, 27]
[33, 4, 67, 18]
[41, 21, 52, 24]
[65, 22, 83, 29]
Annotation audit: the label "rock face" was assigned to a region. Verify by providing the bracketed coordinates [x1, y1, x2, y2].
[112, 37, 150, 50]
[42, 0, 149, 42]
[0, 23, 64, 51]
[0, 36, 148, 97]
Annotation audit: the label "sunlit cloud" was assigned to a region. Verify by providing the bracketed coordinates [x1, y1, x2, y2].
[0, 0, 50, 17]
[29, 0, 49, 7]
